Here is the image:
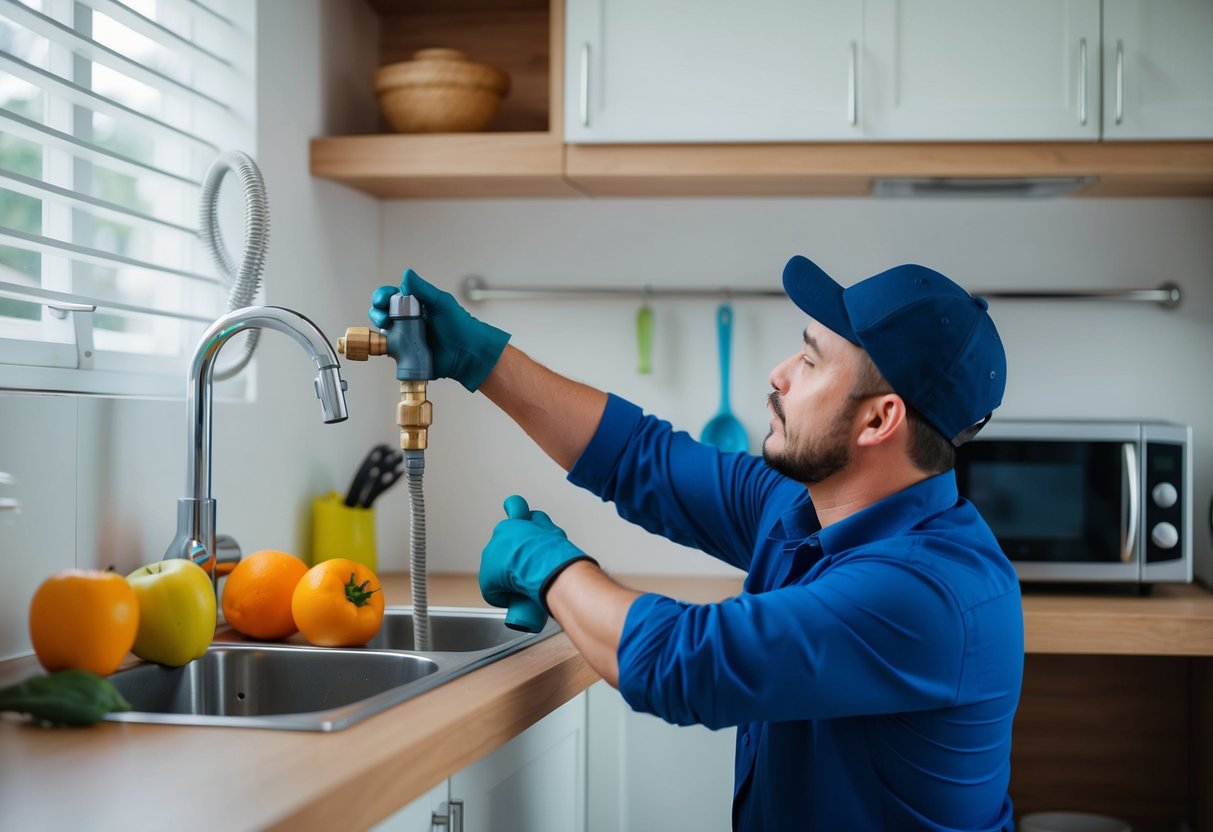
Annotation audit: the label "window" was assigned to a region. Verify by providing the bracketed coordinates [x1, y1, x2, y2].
[0, 0, 255, 396]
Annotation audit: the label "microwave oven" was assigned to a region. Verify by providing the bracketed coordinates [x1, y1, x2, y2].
[954, 420, 1192, 586]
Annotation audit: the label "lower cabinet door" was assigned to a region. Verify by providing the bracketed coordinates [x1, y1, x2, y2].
[449, 692, 588, 832]
[372, 780, 450, 832]
[586, 681, 735, 832]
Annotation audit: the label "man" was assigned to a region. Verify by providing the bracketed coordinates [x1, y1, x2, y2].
[371, 254, 1023, 831]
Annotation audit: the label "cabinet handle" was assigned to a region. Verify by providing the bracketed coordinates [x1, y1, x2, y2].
[579, 43, 591, 128]
[1078, 37, 1088, 126]
[432, 799, 464, 832]
[1115, 39, 1125, 125]
[847, 40, 857, 126]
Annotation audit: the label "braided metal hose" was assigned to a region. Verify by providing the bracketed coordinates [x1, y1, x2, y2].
[406, 451, 431, 651]
[198, 151, 269, 380]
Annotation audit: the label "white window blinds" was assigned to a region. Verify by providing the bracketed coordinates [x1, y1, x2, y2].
[0, 0, 255, 396]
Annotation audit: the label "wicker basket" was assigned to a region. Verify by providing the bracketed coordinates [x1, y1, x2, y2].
[373, 49, 511, 134]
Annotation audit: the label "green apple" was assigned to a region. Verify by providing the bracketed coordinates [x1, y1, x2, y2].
[126, 559, 216, 666]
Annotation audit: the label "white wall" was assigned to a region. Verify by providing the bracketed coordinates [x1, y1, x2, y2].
[377, 197, 1213, 583]
[2, 0, 1212, 662]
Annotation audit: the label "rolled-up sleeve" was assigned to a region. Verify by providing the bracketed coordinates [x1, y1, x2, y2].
[568, 394, 790, 571]
[617, 555, 967, 730]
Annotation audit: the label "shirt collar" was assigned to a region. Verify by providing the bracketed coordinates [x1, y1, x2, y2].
[817, 470, 959, 555]
[771, 494, 821, 543]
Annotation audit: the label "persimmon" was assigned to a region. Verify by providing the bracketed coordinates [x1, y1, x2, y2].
[291, 558, 385, 647]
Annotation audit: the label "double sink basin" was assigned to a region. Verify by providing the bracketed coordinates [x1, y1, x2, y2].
[103, 607, 560, 732]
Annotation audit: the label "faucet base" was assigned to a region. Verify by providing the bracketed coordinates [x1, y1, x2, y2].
[164, 497, 217, 578]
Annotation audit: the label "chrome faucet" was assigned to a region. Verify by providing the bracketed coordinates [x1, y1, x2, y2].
[164, 306, 349, 575]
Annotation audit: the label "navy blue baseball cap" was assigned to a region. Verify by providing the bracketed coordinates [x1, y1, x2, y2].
[782, 255, 1006, 446]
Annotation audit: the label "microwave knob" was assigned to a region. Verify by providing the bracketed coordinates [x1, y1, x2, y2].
[1150, 521, 1179, 550]
[1151, 482, 1178, 509]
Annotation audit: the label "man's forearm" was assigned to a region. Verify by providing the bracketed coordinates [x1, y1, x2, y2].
[545, 560, 641, 688]
[478, 345, 609, 472]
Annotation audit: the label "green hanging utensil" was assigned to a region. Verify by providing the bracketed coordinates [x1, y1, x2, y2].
[636, 302, 654, 374]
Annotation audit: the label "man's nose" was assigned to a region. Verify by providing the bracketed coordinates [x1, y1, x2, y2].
[768, 355, 793, 394]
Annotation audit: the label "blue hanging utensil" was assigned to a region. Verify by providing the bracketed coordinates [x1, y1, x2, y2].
[699, 302, 748, 453]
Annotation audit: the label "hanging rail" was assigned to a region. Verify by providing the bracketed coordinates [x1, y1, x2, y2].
[461, 276, 1182, 308]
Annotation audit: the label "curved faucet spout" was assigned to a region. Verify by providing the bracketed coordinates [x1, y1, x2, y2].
[166, 305, 349, 570]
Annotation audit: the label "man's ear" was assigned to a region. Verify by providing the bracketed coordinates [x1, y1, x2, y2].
[855, 394, 907, 448]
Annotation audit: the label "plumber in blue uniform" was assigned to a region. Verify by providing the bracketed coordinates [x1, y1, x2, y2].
[371, 254, 1023, 832]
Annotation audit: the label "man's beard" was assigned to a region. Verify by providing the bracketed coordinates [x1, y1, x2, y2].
[762, 391, 855, 485]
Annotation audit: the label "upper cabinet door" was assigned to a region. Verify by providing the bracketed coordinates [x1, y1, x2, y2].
[564, 0, 863, 143]
[1102, 0, 1213, 139]
[863, 0, 1101, 140]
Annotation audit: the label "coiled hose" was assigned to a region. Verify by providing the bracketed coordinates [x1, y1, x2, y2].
[198, 151, 269, 380]
[406, 450, 431, 651]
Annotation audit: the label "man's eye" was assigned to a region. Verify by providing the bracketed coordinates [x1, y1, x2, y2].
[800, 355, 814, 367]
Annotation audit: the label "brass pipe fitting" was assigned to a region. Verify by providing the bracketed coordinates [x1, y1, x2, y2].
[397, 381, 432, 450]
[337, 327, 387, 361]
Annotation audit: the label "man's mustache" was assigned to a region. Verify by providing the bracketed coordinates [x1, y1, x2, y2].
[768, 391, 785, 422]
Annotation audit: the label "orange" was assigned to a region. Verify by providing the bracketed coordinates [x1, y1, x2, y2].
[29, 569, 140, 676]
[220, 550, 309, 640]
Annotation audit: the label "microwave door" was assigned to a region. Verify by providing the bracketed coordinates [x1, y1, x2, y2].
[959, 435, 1141, 583]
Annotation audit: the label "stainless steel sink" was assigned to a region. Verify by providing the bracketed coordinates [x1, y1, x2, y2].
[367, 606, 540, 652]
[104, 607, 560, 731]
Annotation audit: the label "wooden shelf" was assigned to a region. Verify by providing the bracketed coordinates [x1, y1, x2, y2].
[309, 132, 578, 197]
[316, 0, 576, 197]
[310, 137, 1213, 198]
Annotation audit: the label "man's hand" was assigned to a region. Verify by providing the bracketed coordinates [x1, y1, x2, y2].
[369, 268, 510, 392]
[479, 495, 597, 615]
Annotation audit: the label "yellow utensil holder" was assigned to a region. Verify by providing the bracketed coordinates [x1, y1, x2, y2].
[311, 491, 376, 571]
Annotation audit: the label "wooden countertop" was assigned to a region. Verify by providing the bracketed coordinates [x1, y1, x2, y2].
[2, 574, 1211, 831]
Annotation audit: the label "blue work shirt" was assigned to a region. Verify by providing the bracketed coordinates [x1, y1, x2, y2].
[568, 395, 1024, 831]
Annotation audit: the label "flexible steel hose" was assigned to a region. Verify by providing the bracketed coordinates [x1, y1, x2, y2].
[406, 451, 431, 651]
[198, 151, 269, 380]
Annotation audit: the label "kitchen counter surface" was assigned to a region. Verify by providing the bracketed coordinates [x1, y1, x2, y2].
[3, 574, 1212, 830]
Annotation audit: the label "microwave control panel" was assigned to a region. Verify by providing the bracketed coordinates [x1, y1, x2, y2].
[1144, 441, 1184, 564]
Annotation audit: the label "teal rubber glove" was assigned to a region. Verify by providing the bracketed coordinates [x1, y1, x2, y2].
[369, 268, 511, 392]
[480, 495, 597, 633]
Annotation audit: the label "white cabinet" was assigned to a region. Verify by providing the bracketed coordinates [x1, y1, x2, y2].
[371, 693, 587, 832]
[863, 0, 1101, 140]
[586, 681, 735, 832]
[448, 692, 587, 832]
[565, 0, 1213, 144]
[565, 0, 863, 142]
[372, 781, 450, 832]
[1101, 0, 1213, 139]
